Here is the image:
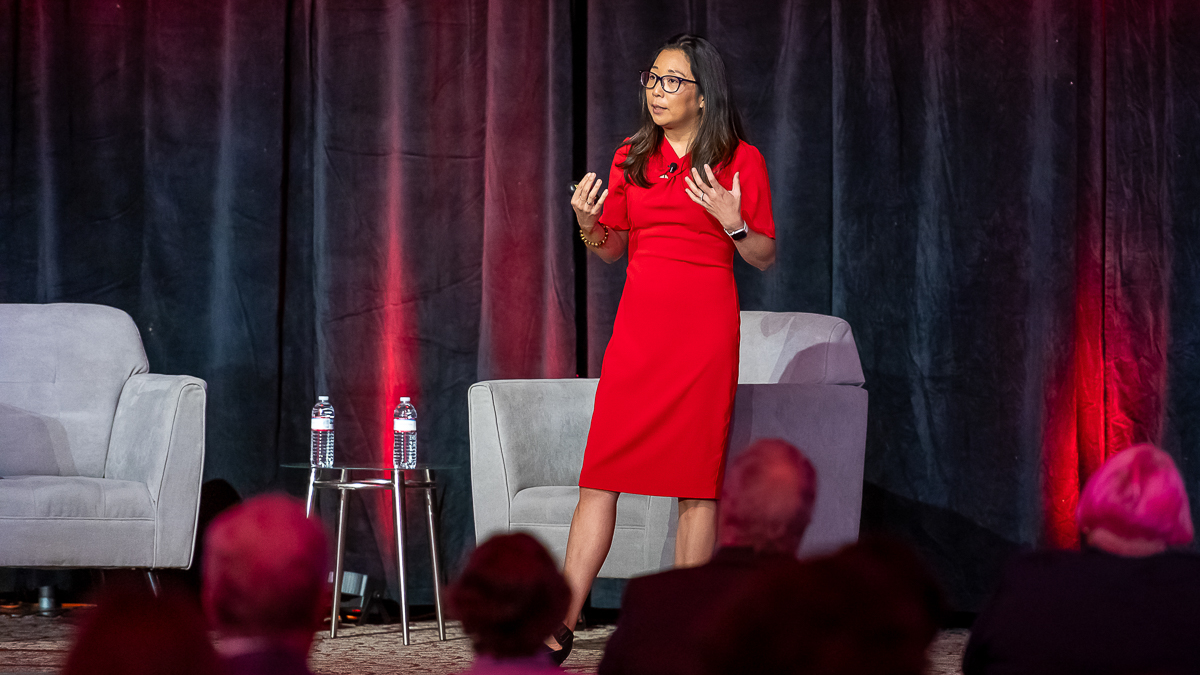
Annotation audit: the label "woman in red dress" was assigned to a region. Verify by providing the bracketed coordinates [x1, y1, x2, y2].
[551, 35, 776, 662]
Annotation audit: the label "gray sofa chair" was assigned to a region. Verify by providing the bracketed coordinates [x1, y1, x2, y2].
[0, 303, 207, 569]
[468, 311, 867, 578]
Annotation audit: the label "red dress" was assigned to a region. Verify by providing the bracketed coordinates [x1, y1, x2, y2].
[578, 137, 776, 499]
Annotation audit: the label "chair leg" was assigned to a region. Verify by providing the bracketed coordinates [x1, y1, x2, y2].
[146, 570, 161, 596]
[38, 586, 56, 616]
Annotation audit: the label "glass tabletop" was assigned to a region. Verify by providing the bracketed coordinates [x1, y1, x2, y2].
[281, 463, 459, 471]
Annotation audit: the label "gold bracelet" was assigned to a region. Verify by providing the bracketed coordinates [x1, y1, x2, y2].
[580, 225, 609, 248]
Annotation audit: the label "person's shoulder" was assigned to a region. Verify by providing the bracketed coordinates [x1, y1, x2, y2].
[1159, 549, 1200, 565]
[997, 547, 1190, 587]
[1002, 547, 1079, 574]
[628, 554, 766, 597]
[623, 564, 713, 603]
[728, 140, 767, 174]
[612, 137, 634, 163]
[625, 566, 690, 593]
[1136, 549, 1200, 582]
[732, 140, 765, 162]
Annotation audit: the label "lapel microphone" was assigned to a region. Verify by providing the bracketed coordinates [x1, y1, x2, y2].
[659, 162, 679, 180]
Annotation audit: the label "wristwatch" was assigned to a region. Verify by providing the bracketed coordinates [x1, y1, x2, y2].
[726, 222, 749, 241]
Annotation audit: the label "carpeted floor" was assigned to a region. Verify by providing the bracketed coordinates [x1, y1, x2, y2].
[0, 611, 969, 674]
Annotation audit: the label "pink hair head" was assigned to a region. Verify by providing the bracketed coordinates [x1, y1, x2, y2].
[202, 493, 329, 635]
[1076, 443, 1194, 547]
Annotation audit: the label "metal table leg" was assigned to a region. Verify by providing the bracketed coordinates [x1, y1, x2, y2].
[305, 467, 318, 517]
[330, 469, 349, 638]
[422, 469, 446, 640]
[392, 469, 410, 646]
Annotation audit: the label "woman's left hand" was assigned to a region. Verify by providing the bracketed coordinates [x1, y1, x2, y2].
[684, 165, 743, 232]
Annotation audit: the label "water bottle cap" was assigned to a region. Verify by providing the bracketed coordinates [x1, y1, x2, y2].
[400, 397, 410, 402]
[318, 395, 329, 402]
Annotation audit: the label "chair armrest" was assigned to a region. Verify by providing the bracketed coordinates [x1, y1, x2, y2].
[468, 382, 511, 543]
[106, 373, 207, 568]
[468, 378, 599, 545]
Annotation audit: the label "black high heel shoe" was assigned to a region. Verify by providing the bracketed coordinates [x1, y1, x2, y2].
[546, 622, 575, 665]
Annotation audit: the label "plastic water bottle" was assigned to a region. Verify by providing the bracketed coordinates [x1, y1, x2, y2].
[393, 397, 417, 469]
[311, 396, 335, 468]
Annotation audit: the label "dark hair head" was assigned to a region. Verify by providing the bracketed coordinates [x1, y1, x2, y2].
[620, 34, 745, 188]
[450, 533, 571, 658]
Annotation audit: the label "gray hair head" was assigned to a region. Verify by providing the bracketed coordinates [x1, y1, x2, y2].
[719, 439, 817, 554]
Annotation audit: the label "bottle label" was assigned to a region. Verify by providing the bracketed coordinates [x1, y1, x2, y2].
[311, 418, 333, 431]
[394, 419, 417, 432]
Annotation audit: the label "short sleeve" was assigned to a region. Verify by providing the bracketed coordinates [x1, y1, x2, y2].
[733, 143, 775, 239]
[598, 144, 633, 232]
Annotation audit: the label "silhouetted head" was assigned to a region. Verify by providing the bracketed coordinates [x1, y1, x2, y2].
[719, 439, 818, 554]
[1077, 443, 1193, 554]
[202, 494, 329, 644]
[449, 533, 570, 658]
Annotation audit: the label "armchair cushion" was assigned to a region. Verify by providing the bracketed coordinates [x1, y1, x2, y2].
[0, 475, 157, 567]
[510, 487, 648, 529]
[0, 476, 154, 520]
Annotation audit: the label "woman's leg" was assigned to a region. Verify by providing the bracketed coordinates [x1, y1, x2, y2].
[558, 487, 620, 636]
[674, 498, 718, 567]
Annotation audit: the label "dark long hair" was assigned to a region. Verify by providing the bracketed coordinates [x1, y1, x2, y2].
[619, 34, 745, 188]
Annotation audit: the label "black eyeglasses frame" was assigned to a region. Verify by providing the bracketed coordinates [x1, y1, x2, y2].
[638, 70, 698, 94]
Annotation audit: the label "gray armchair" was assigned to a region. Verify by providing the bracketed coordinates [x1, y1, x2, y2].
[0, 303, 206, 569]
[468, 311, 867, 578]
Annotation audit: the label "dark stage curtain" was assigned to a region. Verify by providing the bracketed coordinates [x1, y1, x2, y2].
[3, 0, 1199, 610]
[281, 0, 574, 599]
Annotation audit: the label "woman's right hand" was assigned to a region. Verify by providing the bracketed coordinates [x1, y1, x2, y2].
[571, 172, 609, 235]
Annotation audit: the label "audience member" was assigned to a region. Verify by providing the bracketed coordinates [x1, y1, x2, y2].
[62, 581, 225, 675]
[449, 532, 570, 674]
[202, 494, 329, 675]
[698, 536, 945, 675]
[598, 438, 817, 675]
[963, 443, 1200, 675]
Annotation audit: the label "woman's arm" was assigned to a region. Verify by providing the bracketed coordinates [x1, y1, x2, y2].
[731, 228, 775, 271]
[572, 172, 628, 263]
[684, 165, 776, 271]
[585, 227, 630, 264]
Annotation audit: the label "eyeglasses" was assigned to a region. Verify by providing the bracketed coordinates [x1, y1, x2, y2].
[639, 70, 697, 94]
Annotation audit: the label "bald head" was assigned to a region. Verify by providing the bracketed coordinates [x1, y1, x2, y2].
[718, 439, 817, 554]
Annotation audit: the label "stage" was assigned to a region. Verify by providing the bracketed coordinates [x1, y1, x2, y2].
[0, 609, 969, 675]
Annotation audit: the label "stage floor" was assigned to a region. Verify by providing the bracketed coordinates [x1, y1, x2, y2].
[0, 611, 968, 674]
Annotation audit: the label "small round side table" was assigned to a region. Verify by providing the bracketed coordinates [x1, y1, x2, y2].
[282, 463, 452, 644]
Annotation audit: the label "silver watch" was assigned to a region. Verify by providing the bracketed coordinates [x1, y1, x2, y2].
[726, 222, 749, 241]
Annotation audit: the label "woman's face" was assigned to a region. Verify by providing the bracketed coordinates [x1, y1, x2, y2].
[646, 49, 704, 133]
